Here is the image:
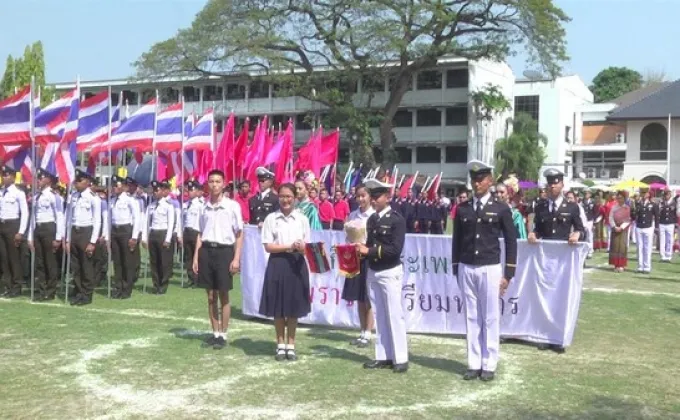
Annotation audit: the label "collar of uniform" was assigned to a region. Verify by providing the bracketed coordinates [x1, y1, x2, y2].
[261, 188, 271, 197]
[5, 184, 17, 192]
[359, 207, 375, 218]
[206, 196, 230, 209]
[378, 206, 392, 218]
[550, 195, 564, 209]
[473, 192, 491, 208]
[40, 186, 52, 194]
[275, 209, 299, 220]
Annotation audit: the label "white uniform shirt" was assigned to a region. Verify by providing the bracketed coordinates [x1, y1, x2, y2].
[198, 196, 243, 245]
[111, 192, 142, 238]
[100, 197, 110, 241]
[183, 197, 203, 231]
[347, 207, 376, 243]
[66, 188, 102, 244]
[170, 197, 182, 239]
[143, 197, 175, 243]
[261, 209, 311, 245]
[0, 184, 28, 234]
[28, 186, 65, 241]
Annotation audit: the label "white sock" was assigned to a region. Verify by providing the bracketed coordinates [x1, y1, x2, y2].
[363, 331, 372, 340]
[213, 332, 219, 338]
[286, 344, 295, 351]
[359, 330, 366, 339]
[277, 344, 286, 352]
[219, 332, 226, 339]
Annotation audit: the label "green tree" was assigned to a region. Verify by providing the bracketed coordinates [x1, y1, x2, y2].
[135, 0, 570, 168]
[590, 67, 643, 103]
[0, 55, 16, 99]
[494, 113, 547, 181]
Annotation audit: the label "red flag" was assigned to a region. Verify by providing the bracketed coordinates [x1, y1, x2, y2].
[427, 173, 441, 201]
[400, 175, 415, 199]
[275, 120, 294, 184]
[214, 113, 235, 180]
[232, 118, 250, 181]
[318, 130, 340, 168]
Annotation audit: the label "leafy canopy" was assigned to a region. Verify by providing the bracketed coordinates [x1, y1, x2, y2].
[589, 67, 643, 103]
[494, 113, 547, 181]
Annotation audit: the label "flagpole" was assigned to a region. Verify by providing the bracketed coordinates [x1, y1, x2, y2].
[668, 113, 672, 182]
[180, 94, 186, 288]
[151, 90, 159, 184]
[29, 75, 37, 302]
[106, 85, 113, 299]
[64, 184, 73, 304]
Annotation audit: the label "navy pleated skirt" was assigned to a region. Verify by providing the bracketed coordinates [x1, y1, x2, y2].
[341, 259, 369, 303]
[259, 253, 311, 319]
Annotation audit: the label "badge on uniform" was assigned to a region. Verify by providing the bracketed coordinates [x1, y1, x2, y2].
[335, 244, 360, 278]
[304, 242, 331, 274]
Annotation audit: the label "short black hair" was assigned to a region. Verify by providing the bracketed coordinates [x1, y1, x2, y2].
[207, 169, 225, 179]
[278, 183, 296, 195]
[355, 183, 368, 194]
[239, 180, 250, 188]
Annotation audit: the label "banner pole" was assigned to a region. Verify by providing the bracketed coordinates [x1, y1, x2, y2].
[180, 94, 186, 288]
[29, 76, 37, 302]
[106, 86, 113, 299]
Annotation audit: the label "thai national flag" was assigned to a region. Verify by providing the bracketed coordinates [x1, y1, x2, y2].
[105, 98, 156, 152]
[54, 91, 80, 184]
[184, 109, 214, 151]
[34, 88, 78, 145]
[76, 90, 110, 151]
[0, 87, 32, 145]
[155, 103, 183, 152]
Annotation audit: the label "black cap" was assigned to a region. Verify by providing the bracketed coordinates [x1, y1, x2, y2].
[74, 169, 95, 182]
[0, 165, 16, 176]
[543, 168, 564, 185]
[37, 168, 57, 182]
[256, 166, 275, 180]
[185, 180, 201, 191]
[467, 160, 494, 179]
[126, 177, 138, 186]
[111, 175, 127, 185]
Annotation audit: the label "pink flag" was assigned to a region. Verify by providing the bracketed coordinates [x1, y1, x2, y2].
[275, 120, 294, 184]
[214, 112, 235, 179]
[318, 130, 340, 168]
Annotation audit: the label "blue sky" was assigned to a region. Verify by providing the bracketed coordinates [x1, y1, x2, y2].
[1, 0, 678, 85]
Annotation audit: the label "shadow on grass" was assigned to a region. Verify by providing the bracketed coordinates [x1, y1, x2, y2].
[230, 337, 276, 356]
[409, 353, 468, 375]
[169, 327, 212, 343]
[309, 344, 371, 364]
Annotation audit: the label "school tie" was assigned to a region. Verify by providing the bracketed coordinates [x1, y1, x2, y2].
[476, 200, 483, 213]
[552, 201, 557, 214]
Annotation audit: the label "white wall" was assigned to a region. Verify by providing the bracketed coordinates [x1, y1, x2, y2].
[623, 119, 680, 184]
[468, 59, 515, 166]
[514, 75, 594, 179]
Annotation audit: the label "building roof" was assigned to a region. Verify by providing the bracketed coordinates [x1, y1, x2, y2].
[608, 79, 680, 120]
[611, 82, 671, 108]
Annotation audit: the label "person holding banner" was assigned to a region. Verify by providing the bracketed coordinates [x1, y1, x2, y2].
[193, 170, 243, 351]
[259, 183, 311, 362]
[354, 178, 408, 373]
[340, 184, 375, 348]
[453, 160, 517, 382]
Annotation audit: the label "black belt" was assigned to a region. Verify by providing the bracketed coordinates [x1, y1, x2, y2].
[113, 224, 132, 229]
[36, 221, 56, 226]
[72, 225, 93, 231]
[0, 218, 19, 224]
[202, 241, 233, 249]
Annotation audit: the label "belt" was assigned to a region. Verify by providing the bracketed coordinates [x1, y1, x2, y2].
[113, 224, 132, 228]
[36, 221, 56, 226]
[72, 225, 93, 231]
[202, 241, 233, 249]
[0, 218, 19, 224]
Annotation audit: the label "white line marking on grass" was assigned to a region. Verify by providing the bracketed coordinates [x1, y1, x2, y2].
[583, 287, 680, 299]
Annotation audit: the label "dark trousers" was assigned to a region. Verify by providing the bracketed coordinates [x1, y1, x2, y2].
[332, 220, 344, 231]
[430, 221, 443, 235]
[149, 229, 174, 291]
[70, 226, 95, 298]
[133, 233, 141, 283]
[93, 240, 108, 287]
[0, 219, 22, 293]
[321, 221, 331, 230]
[183, 228, 199, 284]
[111, 224, 136, 295]
[34, 222, 59, 298]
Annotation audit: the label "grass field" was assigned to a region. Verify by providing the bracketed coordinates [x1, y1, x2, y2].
[1, 245, 680, 419]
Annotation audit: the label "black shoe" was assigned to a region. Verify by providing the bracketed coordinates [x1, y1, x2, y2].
[363, 360, 394, 369]
[537, 343, 550, 351]
[286, 349, 298, 361]
[76, 296, 92, 306]
[42, 294, 55, 301]
[183, 282, 194, 289]
[480, 370, 495, 381]
[7, 290, 21, 298]
[120, 293, 131, 300]
[69, 294, 82, 305]
[356, 338, 370, 348]
[392, 363, 408, 373]
[275, 349, 287, 361]
[213, 336, 226, 350]
[350, 337, 363, 346]
[551, 344, 566, 354]
[463, 369, 481, 380]
[202, 336, 217, 349]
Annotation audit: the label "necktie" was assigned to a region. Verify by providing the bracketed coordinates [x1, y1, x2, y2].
[476, 200, 483, 213]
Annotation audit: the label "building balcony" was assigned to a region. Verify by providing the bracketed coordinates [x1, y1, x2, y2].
[573, 163, 625, 181]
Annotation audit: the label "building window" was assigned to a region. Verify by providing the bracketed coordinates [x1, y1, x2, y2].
[160, 87, 179, 103]
[183, 86, 200, 102]
[249, 81, 269, 99]
[226, 83, 246, 100]
[640, 122, 668, 161]
[394, 146, 412, 163]
[271, 114, 288, 128]
[393, 110, 412, 128]
[416, 108, 442, 127]
[295, 114, 311, 130]
[514, 95, 540, 122]
[203, 85, 223, 101]
[446, 69, 469, 88]
[416, 146, 441, 163]
[110, 92, 120, 105]
[215, 119, 224, 132]
[445, 146, 467, 163]
[417, 70, 442, 90]
[121, 90, 138, 105]
[373, 147, 383, 163]
[83, 92, 96, 100]
[140, 89, 155, 104]
[389, 74, 412, 92]
[445, 107, 468, 126]
[362, 75, 384, 93]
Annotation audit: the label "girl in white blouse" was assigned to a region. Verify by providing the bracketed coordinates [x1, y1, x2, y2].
[259, 183, 311, 361]
[340, 184, 375, 347]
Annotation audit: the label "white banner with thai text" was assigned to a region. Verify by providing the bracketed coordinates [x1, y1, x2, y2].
[241, 226, 588, 346]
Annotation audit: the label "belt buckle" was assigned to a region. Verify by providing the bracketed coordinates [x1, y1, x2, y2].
[208, 242, 217, 248]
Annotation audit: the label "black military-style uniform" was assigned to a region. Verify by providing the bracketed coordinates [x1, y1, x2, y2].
[582, 199, 596, 222]
[365, 209, 406, 271]
[415, 199, 431, 234]
[633, 199, 658, 229]
[659, 199, 677, 225]
[452, 196, 517, 279]
[389, 196, 402, 216]
[248, 190, 279, 225]
[532, 197, 585, 241]
[401, 199, 416, 233]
